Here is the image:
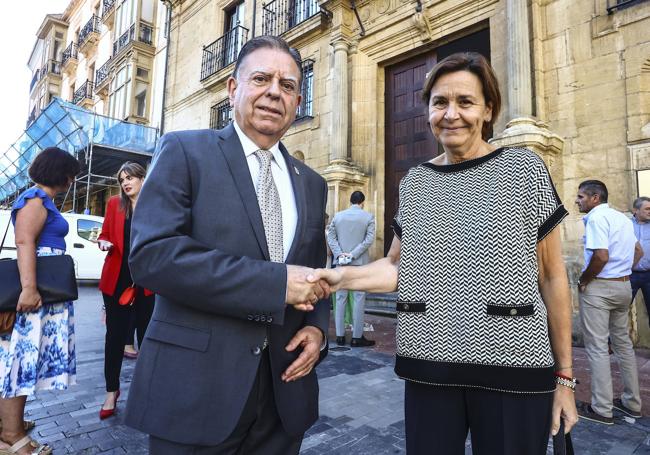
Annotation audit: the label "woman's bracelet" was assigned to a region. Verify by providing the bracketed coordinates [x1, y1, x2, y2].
[555, 365, 573, 371]
[555, 372, 577, 391]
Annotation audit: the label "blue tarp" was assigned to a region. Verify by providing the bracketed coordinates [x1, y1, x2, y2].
[0, 97, 158, 202]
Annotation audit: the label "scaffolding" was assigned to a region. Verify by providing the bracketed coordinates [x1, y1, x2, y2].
[0, 97, 158, 212]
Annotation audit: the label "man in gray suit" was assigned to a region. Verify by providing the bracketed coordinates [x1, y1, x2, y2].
[124, 36, 330, 454]
[327, 191, 376, 347]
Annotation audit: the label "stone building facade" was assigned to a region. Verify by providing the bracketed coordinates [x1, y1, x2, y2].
[162, 0, 650, 343]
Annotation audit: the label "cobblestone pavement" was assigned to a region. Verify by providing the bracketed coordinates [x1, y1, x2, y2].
[23, 286, 650, 453]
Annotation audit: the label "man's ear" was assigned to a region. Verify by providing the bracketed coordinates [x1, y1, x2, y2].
[227, 76, 237, 107]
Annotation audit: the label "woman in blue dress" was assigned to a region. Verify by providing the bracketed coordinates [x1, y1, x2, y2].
[0, 147, 79, 455]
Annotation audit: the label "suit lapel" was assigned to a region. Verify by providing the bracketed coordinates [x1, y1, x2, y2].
[280, 143, 306, 263]
[217, 125, 270, 261]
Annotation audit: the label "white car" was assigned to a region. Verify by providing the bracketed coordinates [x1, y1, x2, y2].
[0, 209, 107, 280]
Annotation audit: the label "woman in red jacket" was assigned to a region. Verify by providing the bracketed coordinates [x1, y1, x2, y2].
[97, 162, 154, 419]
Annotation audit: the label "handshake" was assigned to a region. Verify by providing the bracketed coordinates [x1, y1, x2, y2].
[285, 265, 343, 311]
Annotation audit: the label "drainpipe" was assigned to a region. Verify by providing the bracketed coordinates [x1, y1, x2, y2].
[252, 0, 257, 37]
[350, 0, 365, 36]
[159, 0, 172, 134]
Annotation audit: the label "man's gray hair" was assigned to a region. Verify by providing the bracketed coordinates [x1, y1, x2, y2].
[633, 196, 650, 210]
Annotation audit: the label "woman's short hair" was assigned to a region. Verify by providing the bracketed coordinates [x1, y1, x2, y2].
[28, 147, 80, 187]
[421, 52, 501, 140]
[117, 161, 147, 218]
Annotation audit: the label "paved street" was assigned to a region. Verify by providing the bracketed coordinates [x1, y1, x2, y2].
[20, 285, 650, 453]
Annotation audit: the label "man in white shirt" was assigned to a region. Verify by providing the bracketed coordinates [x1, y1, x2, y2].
[576, 180, 643, 425]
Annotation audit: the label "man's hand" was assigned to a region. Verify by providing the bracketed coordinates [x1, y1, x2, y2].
[308, 268, 344, 293]
[282, 325, 324, 382]
[551, 384, 578, 435]
[286, 265, 331, 311]
[17, 287, 42, 313]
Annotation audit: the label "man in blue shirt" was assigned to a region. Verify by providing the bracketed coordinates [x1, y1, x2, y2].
[631, 197, 650, 315]
[576, 180, 643, 425]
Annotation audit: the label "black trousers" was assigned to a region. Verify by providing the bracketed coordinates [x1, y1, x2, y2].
[149, 350, 302, 455]
[103, 289, 154, 392]
[405, 381, 554, 455]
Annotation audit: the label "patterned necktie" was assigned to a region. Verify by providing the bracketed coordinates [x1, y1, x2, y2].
[254, 149, 284, 263]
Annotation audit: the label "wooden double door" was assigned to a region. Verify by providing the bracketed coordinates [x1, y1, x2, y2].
[383, 28, 491, 254]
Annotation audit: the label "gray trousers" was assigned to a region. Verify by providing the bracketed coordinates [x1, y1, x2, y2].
[579, 279, 642, 417]
[335, 289, 367, 338]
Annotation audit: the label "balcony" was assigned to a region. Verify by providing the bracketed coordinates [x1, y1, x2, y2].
[41, 60, 62, 79]
[61, 42, 79, 76]
[102, 0, 117, 27]
[94, 59, 111, 96]
[210, 98, 233, 130]
[262, 0, 322, 37]
[113, 22, 154, 57]
[201, 25, 249, 82]
[78, 15, 102, 55]
[73, 80, 95, 108]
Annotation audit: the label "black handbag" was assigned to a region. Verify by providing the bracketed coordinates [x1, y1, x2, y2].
[552, 419, 574, 455]
[0, 216, 78, 312]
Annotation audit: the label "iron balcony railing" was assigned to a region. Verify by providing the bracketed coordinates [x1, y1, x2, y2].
[62, 42, 78, 66]
[95, 59, 111, 88]
[262, 0, 320, 36]
[113, 22, 153, 55]
[210, 99, 233, 130]
[201, 25, 248, 80]
[73, 80, 94, 105]
[41, 60, 62, 78]
[139, 22, 153, 45]
[296, 59, 314, 119]
[79, 15, 102, 47]
[102, 0, 116, 19]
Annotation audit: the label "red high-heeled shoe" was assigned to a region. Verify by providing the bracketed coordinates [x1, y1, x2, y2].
[99, 390, 120, 420]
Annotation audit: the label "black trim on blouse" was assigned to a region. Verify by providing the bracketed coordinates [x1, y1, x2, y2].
[421, 147, 504, 173]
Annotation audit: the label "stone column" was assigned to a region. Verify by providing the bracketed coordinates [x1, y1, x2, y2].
[506, 0, 533, 119]
[331, 38, 350, 163]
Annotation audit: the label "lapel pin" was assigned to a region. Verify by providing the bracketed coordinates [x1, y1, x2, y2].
[294, 166, 300, 175]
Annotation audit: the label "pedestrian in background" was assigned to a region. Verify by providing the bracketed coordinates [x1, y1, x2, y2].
[97, 162, 154, 420]
[327, 191, 376, 347]
[0, 147, 79, 455]
[631, 196, 650, 320]
[313, 52, 578, 454]
[576, 180, 643, 424]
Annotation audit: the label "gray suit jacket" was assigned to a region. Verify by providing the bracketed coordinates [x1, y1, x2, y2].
[327, 205, 375, 266]
[124, 125, 329, 445]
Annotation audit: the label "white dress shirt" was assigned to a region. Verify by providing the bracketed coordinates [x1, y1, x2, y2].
[233, 120, 297, 261]
[582, 203, 636, 278]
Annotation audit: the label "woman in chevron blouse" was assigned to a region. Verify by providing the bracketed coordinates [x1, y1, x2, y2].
[314, 52, 578, 454]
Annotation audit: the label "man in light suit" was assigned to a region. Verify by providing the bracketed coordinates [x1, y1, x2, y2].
[327, 191, 376, 347]
[125, 36, 330, 454]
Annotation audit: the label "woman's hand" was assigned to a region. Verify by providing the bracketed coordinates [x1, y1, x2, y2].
[98, 240, 113, 251]
[308, 268, 344, 293]
[551, 385, 579, 435]
[17, 287, 42, 313]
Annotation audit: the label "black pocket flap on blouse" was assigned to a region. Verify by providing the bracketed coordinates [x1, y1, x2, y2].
[396, 301, 426, 312]
[486, 303, 535, 317]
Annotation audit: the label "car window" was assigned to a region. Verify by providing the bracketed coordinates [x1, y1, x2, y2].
[77, 219, 102, 243]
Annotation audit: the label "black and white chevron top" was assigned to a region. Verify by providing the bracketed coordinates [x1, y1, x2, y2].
[391, 147, 568, 393]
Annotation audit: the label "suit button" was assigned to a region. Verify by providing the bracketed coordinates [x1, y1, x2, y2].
[247, 314, 254, 321]
[510, 308, 518, 316]
[251, 346, 262, 356]
[267, 316, 273, 323]
[403, 303, 410, 311]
